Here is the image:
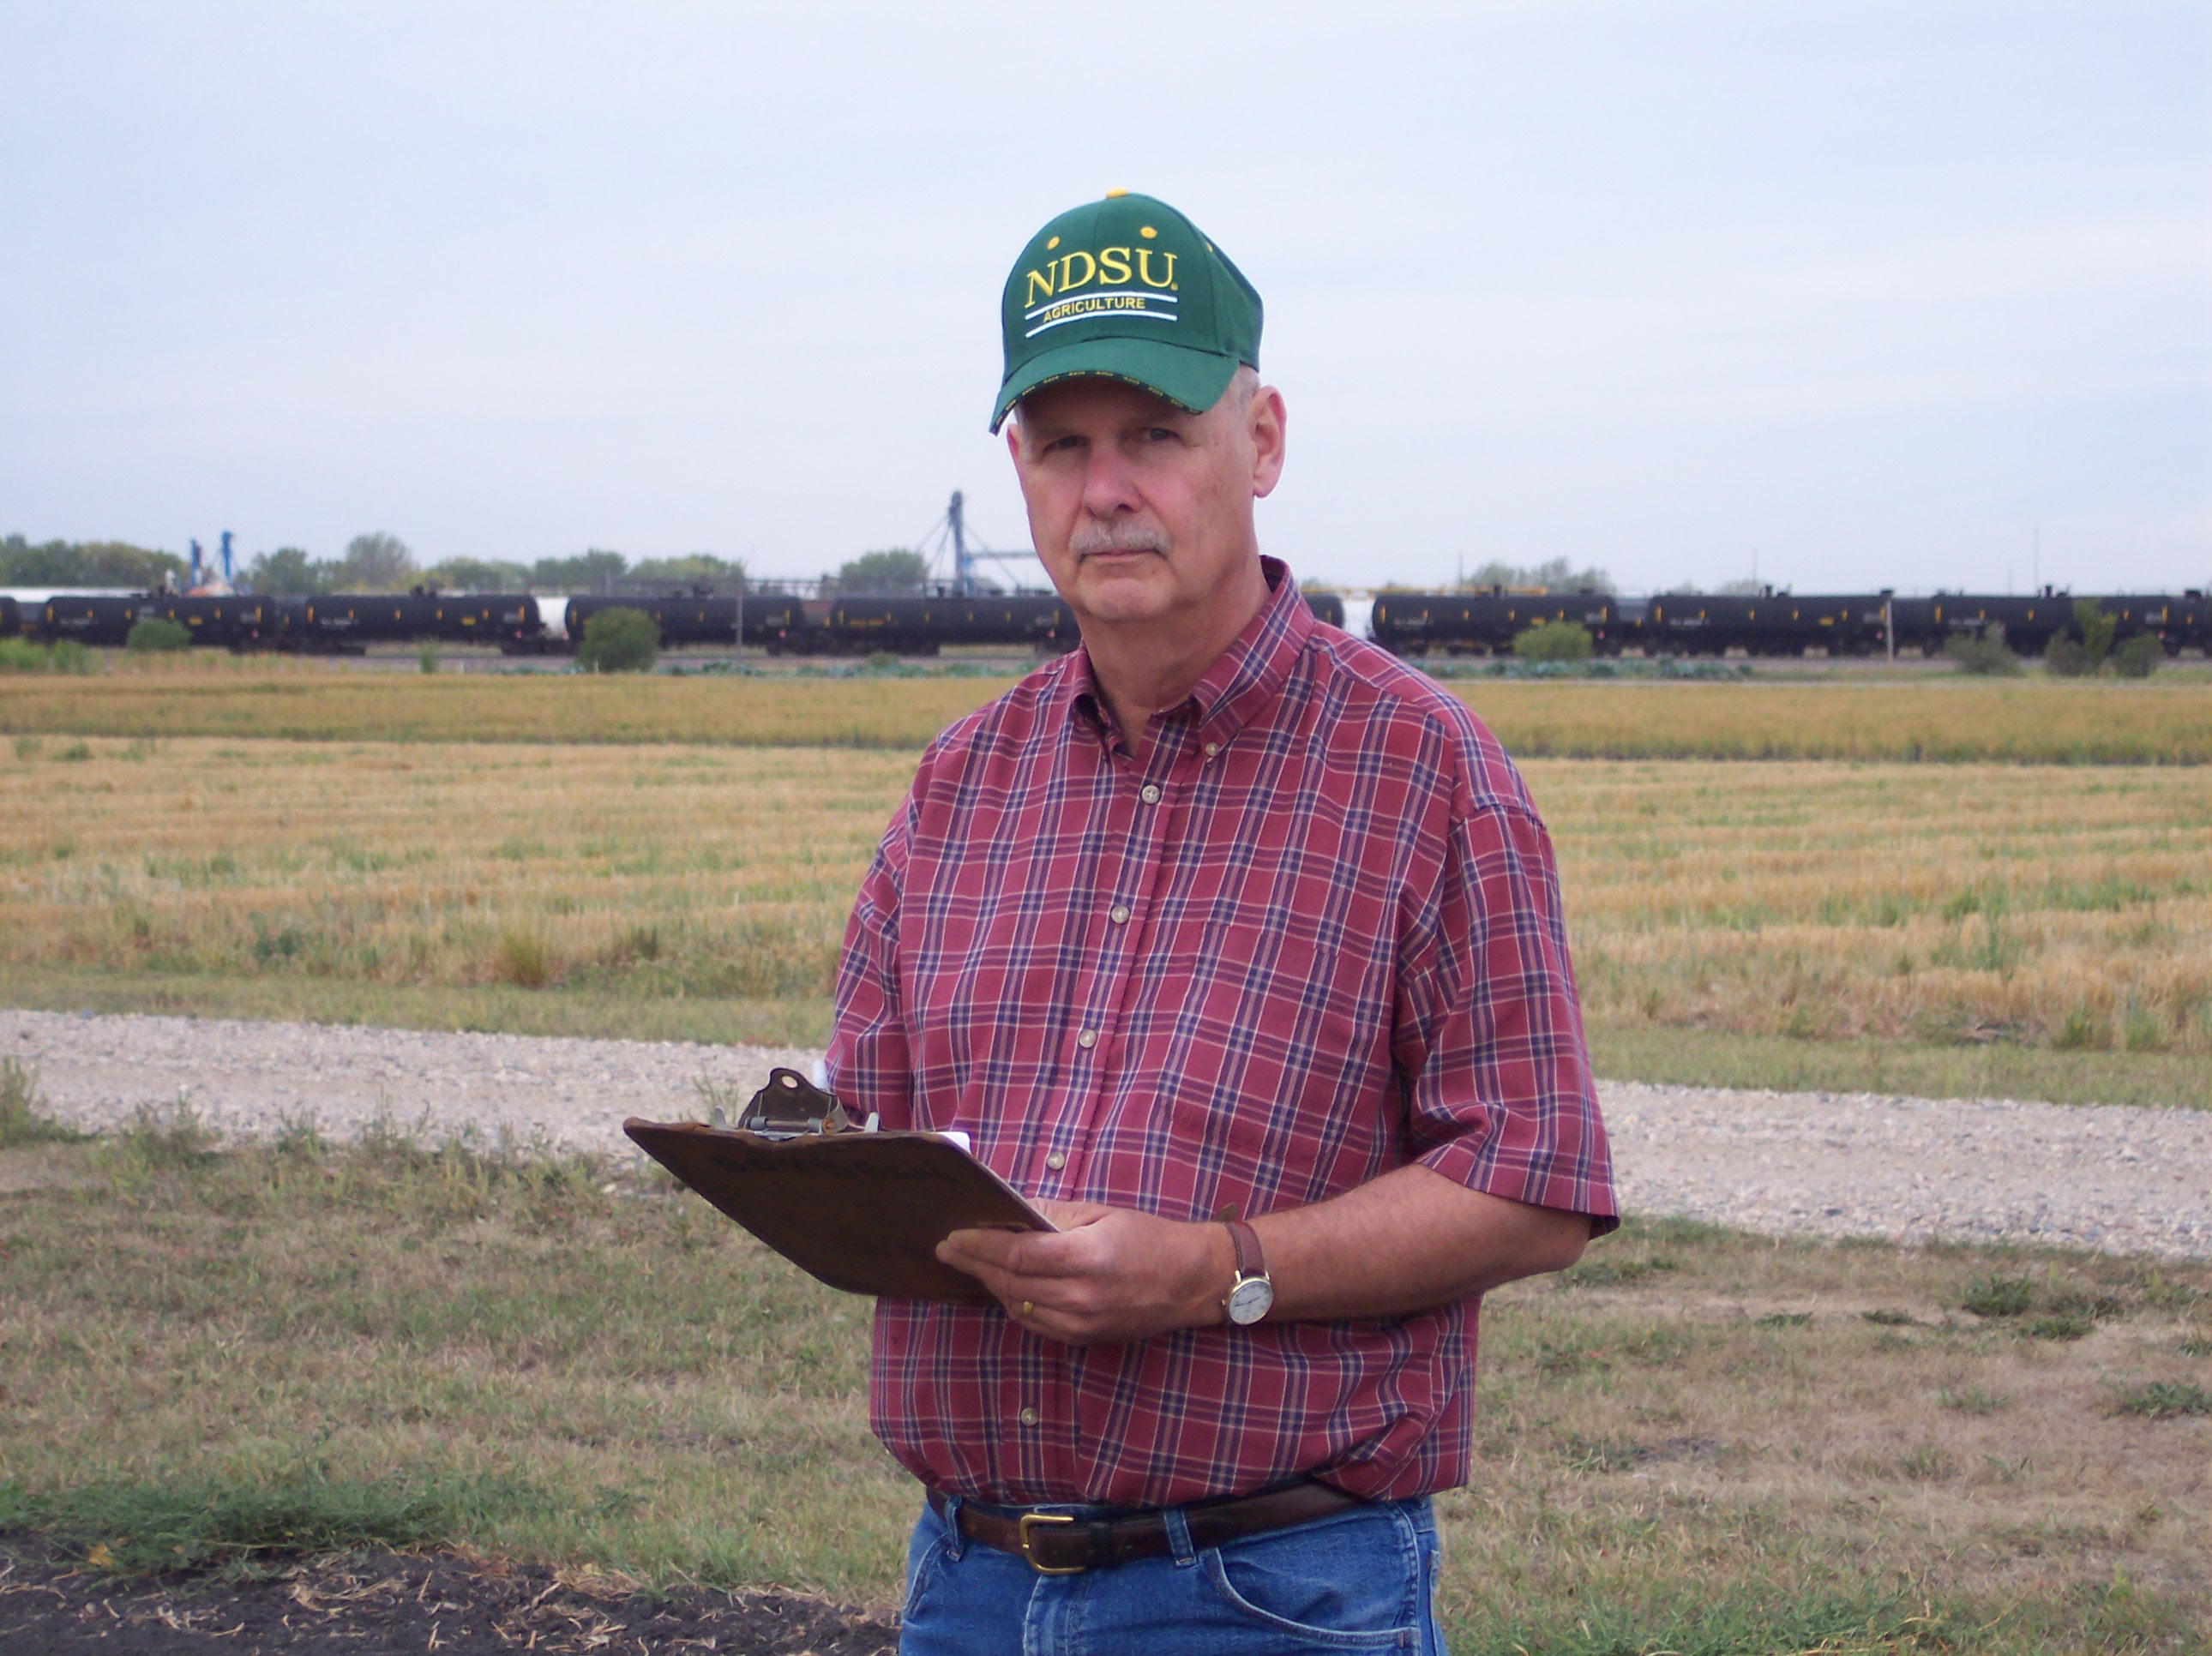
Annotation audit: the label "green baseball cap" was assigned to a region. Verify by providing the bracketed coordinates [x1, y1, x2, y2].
[990, 189, 1263, 432]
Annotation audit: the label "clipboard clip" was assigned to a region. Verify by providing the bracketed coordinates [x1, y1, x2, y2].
[724, 1066, 877, 1140]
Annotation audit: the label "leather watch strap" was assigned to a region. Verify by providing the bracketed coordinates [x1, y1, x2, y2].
[1224, 1218, 1265, 1281]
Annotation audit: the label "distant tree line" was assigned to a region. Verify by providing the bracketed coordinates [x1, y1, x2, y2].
[2, 535, 186, 588]
[820, 549, 931, 595]
[1457, 557, 1616, 594]
[3, 531, 769, 596]
[244, 537, 753, 596]
[1451, 562, 1770, 597]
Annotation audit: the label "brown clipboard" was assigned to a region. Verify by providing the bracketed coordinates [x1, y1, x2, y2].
[623, 1082, 1054, 1304]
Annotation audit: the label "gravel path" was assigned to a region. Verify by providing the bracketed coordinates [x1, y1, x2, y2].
[6, 1009, 2208, 1260]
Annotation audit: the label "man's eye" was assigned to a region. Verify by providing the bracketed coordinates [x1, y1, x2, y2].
[1145, 428, 1178, 442]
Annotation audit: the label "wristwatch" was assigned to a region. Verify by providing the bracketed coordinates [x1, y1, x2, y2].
[1221, 1218, 1275, 1326]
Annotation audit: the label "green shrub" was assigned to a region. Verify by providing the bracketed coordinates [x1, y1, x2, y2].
[2110, 633, 2163, 679]
[1512, 619, 1595, 662]
[1945, 630, 2023, 676]
[418, 642, 440, 674]
[125, 616, 192, 653]
[1961, 1274, 2035, 1318]
[2045, 635, 2091, 678]
[2071, 597, 2116, 664]
[0, 637, 95, 675]
[117, 1100, 221, 1167]
[0, 1057, 87, 1148]
[576, 607, 659, 674]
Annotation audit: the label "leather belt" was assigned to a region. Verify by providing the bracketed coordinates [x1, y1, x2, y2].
[927, 1479, 1365, 1575]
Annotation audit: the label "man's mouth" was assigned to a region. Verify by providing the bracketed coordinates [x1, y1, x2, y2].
[1071, 525, 1169, 562]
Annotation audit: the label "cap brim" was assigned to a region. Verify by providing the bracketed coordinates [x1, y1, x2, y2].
[989, 336, 1241, 433]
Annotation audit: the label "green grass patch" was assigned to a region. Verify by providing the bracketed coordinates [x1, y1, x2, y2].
[1963, 1274, 2037, 1318]
[1586, 1022, 2212, 1111]
[0, 1057, 86, 1148]
[2116, 1382, 2212, 1419]
[1556, 1252, 1680, 1289]
[7, 1168, 2203, 1644]
[1465, 1590, 1974, 1655]
[0, 1467, 554, 1574]
[1938, 1385, 2011, 1415]
[0, 963, 833, 1048]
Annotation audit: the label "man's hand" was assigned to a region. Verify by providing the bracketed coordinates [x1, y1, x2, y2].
[936, 1168, 1592, 1345]
[937, 1200, 1234, 1347]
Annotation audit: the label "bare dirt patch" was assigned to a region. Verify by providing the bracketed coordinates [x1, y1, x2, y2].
[0, 1540, 896, 1654]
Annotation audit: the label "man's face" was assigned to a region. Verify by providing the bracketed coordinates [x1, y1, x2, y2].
[1007, 375, 1285, 631]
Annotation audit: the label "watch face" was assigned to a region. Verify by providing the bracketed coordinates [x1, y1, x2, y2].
[1226, 1275, 1275, 1326]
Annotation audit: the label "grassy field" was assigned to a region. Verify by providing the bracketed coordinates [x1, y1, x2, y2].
[1, 1120, 2205, 1652]
[5, 736, 2208, 1107]
[4, 665, 2210, 762]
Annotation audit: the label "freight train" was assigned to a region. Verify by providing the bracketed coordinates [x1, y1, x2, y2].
[3, 588, 1349, 656]
[1367, 589, 2211, 658]
[561, 591, 1108, 655]
[7, 582, 2205, 658]
[15, 591, 547, 653]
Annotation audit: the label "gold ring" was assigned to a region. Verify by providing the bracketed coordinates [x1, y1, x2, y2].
[1019, 1300, 1034, 1317]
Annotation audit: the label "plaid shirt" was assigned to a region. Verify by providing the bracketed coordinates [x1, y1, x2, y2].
[830, 560, 1615, 1508]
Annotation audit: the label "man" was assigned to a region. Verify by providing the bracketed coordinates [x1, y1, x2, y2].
[829, 190, 1616, 1655]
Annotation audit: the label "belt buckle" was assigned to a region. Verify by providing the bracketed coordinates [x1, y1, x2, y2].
[1016, 1511, 1085, 1575]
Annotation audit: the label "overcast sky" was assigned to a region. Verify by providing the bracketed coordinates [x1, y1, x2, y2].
[3, 2, 2206, 595]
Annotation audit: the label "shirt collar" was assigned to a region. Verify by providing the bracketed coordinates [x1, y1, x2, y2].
[1060, 556, 1314, 748]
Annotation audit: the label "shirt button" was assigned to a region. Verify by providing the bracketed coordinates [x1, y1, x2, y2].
[1139, 783, 1161, 804]
[1204, 742, 1220, 759]
[1076, 1029, 1097, 1049]
[1019, 1407, 1040, 1427]
[1045, 1151, 1067, 1170]
[1109, 904, 1130, 925]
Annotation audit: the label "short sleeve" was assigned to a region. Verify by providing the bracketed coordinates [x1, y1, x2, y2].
[1391, 792, 1618, 1234]
[827, 785, 920, 1131]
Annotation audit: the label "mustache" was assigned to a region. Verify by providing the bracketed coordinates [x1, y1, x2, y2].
[1069, 522, 1170, 559]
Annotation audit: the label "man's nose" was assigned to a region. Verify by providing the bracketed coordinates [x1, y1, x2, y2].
[1079, 441, 1143, 519]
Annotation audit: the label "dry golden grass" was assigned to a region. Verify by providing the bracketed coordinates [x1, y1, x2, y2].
[1461, 678, 2212, 765]
[5, 739, 2209, 1105]
[2, 1131, 2205, 1650]
[1548, 762, 2212, 1059]
[0, 736, 906, 1001]
[4, 666, 2210, 762]
[1, 666, 1005, 749]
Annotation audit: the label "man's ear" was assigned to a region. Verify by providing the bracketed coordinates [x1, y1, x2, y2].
[1005, 421, 1024, 466]
[1247, 385, 1288, 500]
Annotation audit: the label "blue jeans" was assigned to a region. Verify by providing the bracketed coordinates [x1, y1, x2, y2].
[898, 1489, 1446, 1654]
